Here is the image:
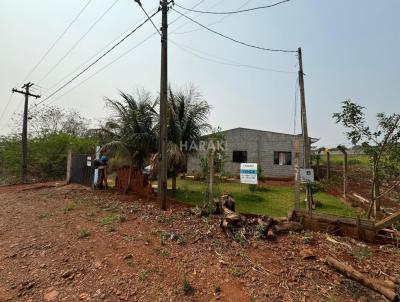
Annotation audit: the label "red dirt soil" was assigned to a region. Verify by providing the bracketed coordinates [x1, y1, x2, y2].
[0, 182, 399, 301]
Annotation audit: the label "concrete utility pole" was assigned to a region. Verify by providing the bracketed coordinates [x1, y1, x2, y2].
[158, 0, 169, 210]
[11, 82, 41, 183]
[297, 47, 313, 211]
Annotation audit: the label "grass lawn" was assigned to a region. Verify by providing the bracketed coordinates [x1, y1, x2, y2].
[168, 178, 358, 218]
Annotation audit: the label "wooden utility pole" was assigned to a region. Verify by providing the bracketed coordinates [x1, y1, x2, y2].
[158, 0, 169, 210]
[293, 137, 301, 211]
[297, 48, 312, 211]
[11, 82, 40, 183]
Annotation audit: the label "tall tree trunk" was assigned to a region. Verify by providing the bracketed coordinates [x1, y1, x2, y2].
[368, 153, 378, 219]
[375, 179, 381, 211]
[125, 164, 133, 194]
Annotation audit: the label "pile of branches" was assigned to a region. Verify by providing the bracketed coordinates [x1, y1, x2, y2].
[218, 194, 303, 243]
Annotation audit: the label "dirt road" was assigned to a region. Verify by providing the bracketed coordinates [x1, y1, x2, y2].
[0, 183, 398, 301]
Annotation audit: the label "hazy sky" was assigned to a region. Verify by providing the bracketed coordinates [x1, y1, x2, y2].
[1, 0, 399, 147]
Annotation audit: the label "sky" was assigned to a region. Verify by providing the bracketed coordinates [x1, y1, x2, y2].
[0, 0, 399, 147]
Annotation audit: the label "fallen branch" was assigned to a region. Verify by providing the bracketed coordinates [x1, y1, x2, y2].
[326, 256, 399, 302]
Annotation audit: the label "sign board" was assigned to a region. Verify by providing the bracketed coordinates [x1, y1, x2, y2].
[240, 163, 258, 184]
[300, 168, 314, 183]
[86, 156, 92, 167]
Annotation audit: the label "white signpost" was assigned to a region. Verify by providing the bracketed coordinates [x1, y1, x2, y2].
[240, 163, 258, 185]
[300, 168, 314, 183]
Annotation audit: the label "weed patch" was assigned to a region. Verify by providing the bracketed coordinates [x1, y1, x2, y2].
[78, 229, 90, 239]
[183, 275, 193, 295]
[138, 270, 149, 281]
[100, 214, 127, 226]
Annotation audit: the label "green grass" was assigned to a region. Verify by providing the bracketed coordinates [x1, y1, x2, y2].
[99, 214, 127, 226]
[169, 178, 358, 218]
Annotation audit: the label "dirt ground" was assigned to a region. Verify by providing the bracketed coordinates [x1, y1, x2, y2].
[0, 182, 399, 302]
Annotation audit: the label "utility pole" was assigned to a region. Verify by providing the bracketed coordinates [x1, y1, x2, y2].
[297, 48, 313, 211]
[158, 0, 169, 210]
[11, 82, 41, 183]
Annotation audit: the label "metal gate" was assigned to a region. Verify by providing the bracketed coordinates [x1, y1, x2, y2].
[70, 154, 94, 187]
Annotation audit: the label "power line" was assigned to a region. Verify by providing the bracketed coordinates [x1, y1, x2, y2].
[21, 0, 93, 84]
[173, 0, 252, 35]
[0, 93, 14, 124]
[35, 9, 160, 107]
[41, 7, 159, 97]
[37, 0, 120, 85]
[175, 0, 290, 15]
[170, 39, 296, 74]
[171, 0, 228, 34]
[36, 0, 218, 107]
[133, 0, 161, 36]
[171, 7, 296, 53]
[45, 34, 157, 106]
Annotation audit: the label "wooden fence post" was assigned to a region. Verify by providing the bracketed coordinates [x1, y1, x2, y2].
[317, 147, 324, 180]
[326, 150, 331, 180]
[337, 145, 348, 200]
[66, 145, 72, 184]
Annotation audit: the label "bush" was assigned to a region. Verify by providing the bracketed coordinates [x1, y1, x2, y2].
[0, 133, 96, 183]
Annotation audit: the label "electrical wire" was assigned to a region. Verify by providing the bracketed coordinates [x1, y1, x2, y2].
[173, 0, 252, 35]
[45, 34, 157, 107]
[21, 0, 93, 84]
[175, 0, 290, 15]
[171, 7, 296, 53]
[35, 0, 207, 107]
[0, 93, 14, 124]
[34, 9, 160, 107]
[170, 0, 227, 34]
[37, 0, 120, 85]
[133, 0, 161, 36]
[170, 39, 296, 74]
[41, 7, 159, 97]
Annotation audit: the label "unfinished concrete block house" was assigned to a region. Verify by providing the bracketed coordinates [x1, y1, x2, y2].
[187, 127, 311, 180]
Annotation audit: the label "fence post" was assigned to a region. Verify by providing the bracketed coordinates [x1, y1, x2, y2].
[337, 145, 348, 200]
[326, 150, 331, 180]
[66, 145, 72, 184]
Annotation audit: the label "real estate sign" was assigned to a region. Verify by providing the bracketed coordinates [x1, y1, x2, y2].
[240, 163, 258, 184]
[300, 168, 314, 183]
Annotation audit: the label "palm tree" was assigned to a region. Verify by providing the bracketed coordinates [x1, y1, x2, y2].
[101, 90, 158, 190]
[153, 85, 211, 191]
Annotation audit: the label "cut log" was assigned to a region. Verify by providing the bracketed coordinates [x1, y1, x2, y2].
[375, 279, 398, 293]
[388, 275, 400, 285]
[287, 210, 295, 221]
[326, 256, 399, 302]
[275, 221, 303, 234]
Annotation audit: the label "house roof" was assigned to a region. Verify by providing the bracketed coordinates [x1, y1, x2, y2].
[203, 127, 320, 143]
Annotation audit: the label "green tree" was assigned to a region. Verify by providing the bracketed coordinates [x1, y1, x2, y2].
[101, 90, 158, 190]
[333, 100, 400, 217]
[154, 85, 211, 191]
[168, 85, 211, 191]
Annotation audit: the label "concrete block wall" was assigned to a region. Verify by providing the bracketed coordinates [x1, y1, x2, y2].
[187, 128, 305, 179]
